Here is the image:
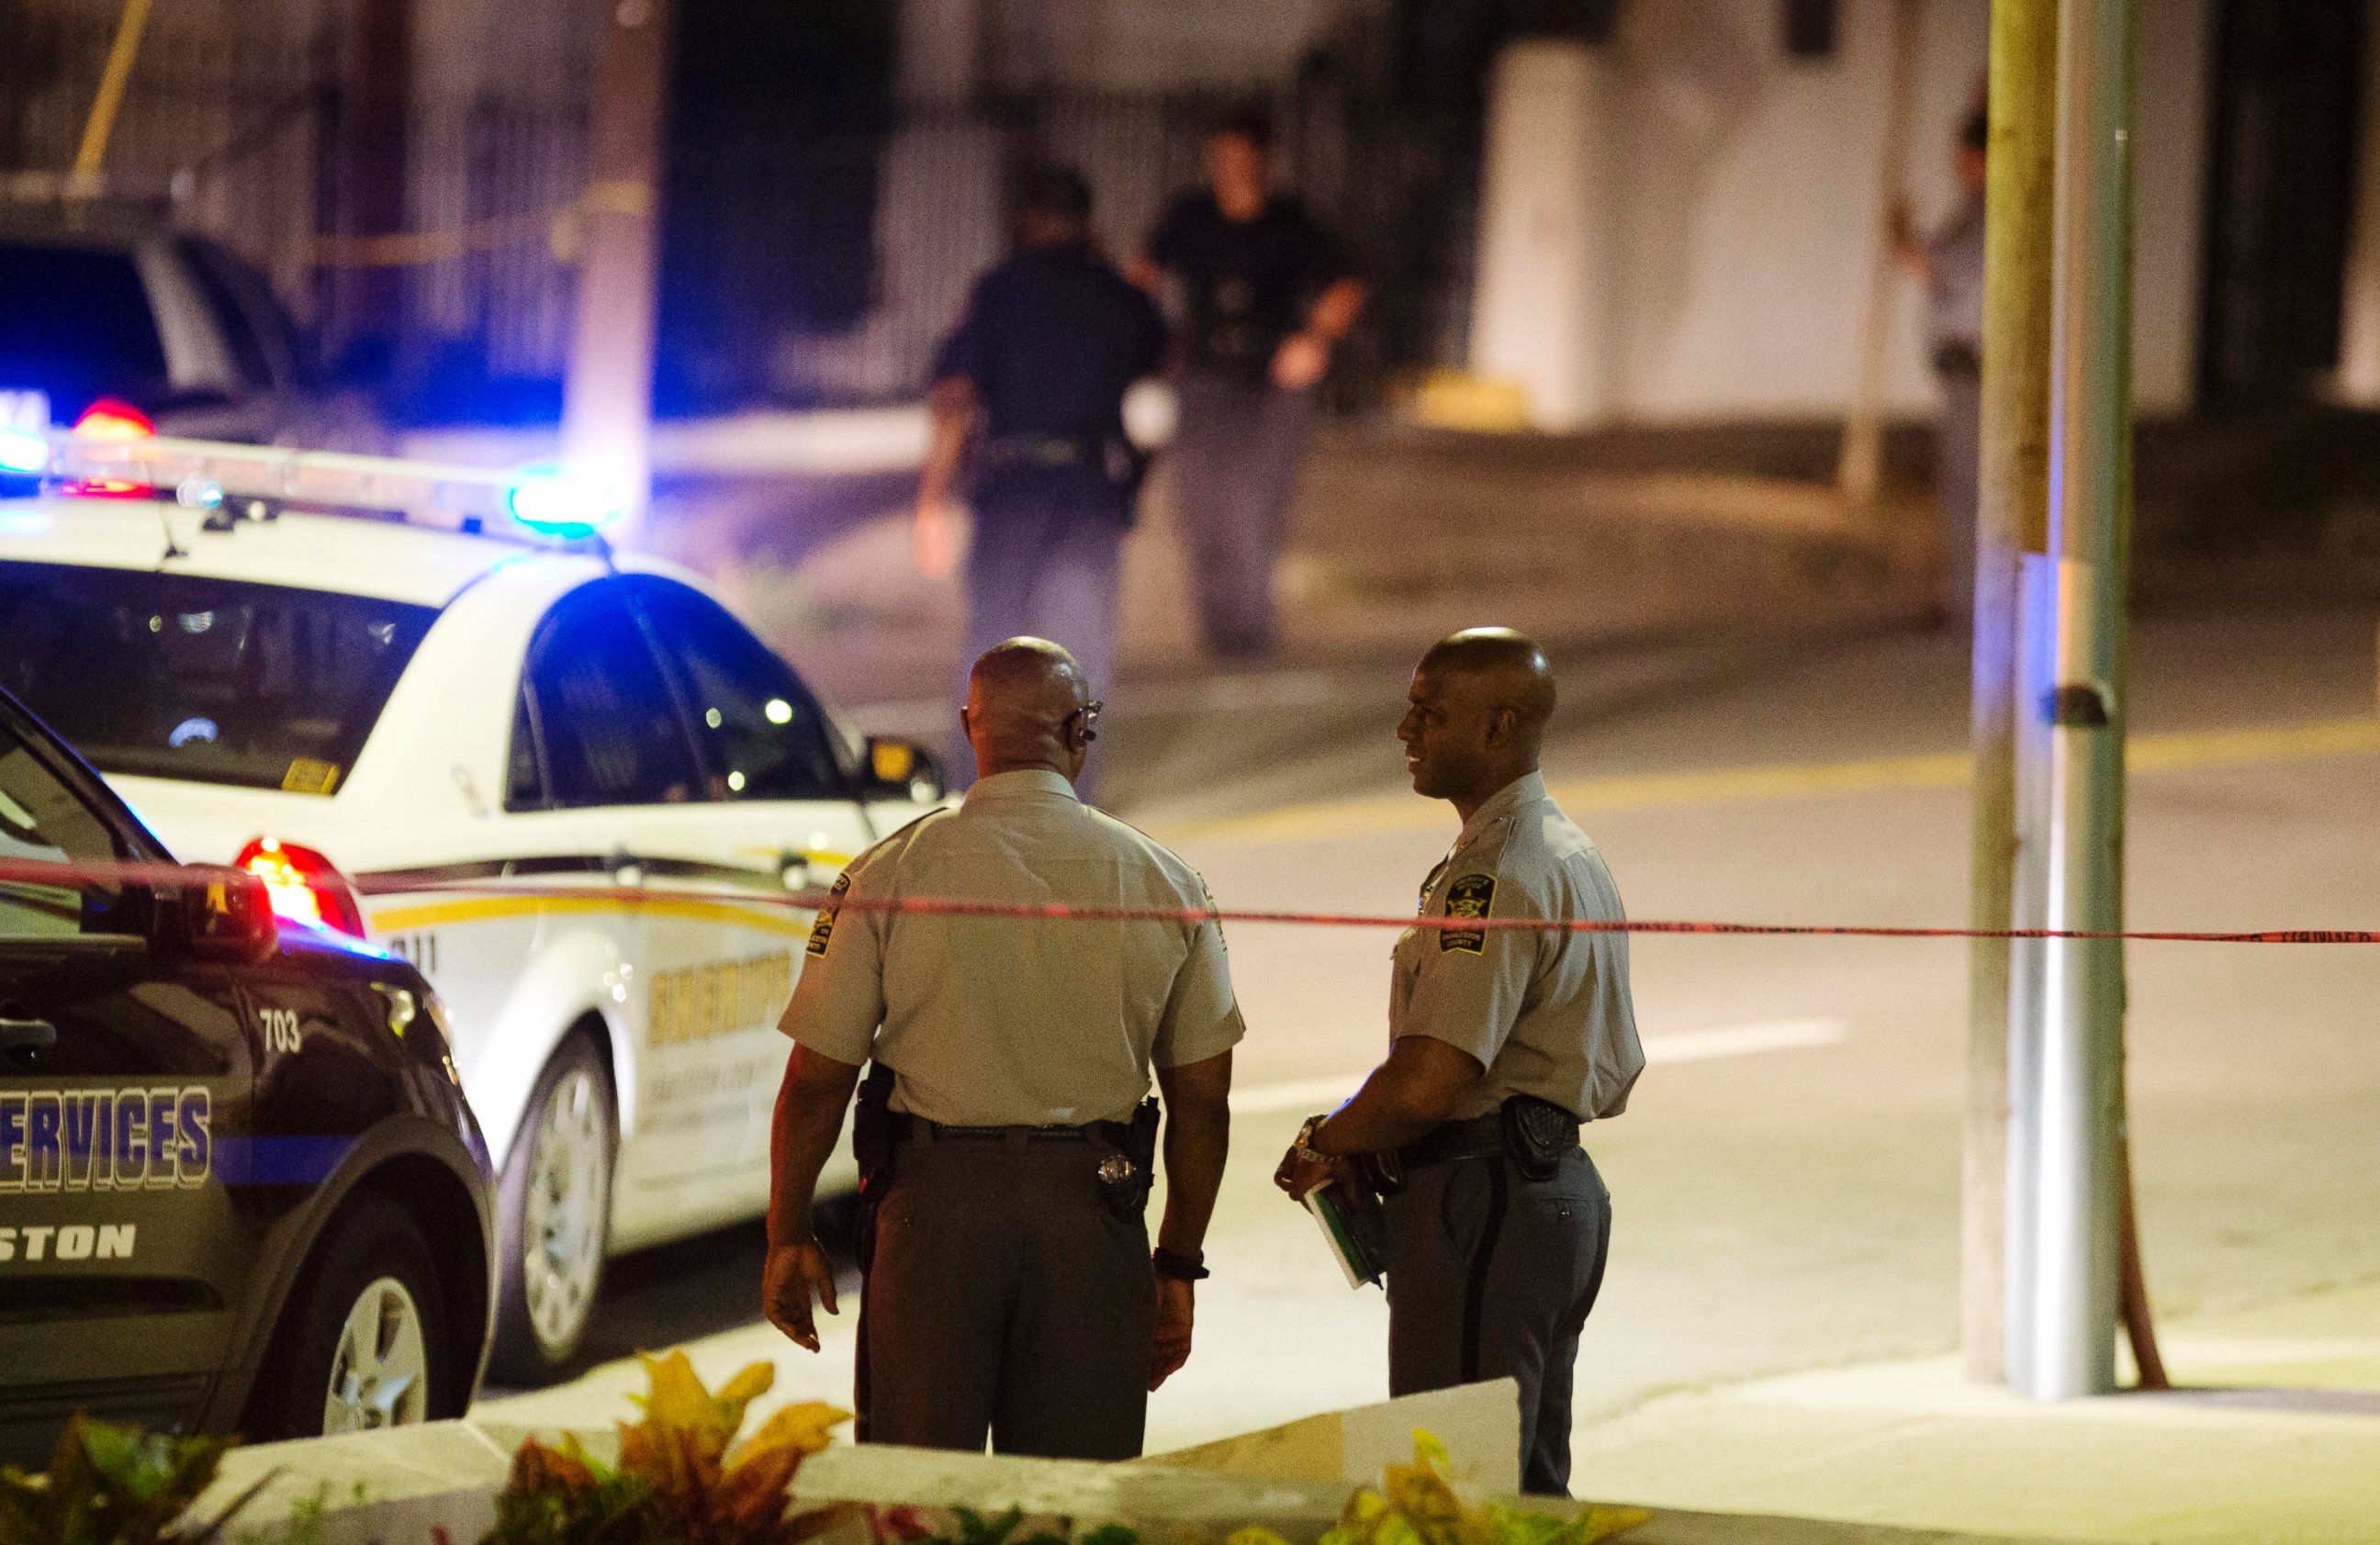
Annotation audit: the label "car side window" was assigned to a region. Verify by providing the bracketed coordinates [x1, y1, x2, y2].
[522, 583, 701, 809]
[0, 724, 126, 938]
[626, 578, 844, 802]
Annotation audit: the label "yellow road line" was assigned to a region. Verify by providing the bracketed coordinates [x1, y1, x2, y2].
[1158, 716, 2380, 849]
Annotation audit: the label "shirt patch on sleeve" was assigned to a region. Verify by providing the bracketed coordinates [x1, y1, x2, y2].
[1440, 872, 1496, 953]
[805, 872, 851, 957]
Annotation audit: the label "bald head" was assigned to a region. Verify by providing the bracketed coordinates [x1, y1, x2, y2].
[1398, 628, 1556, 815]
[964, 637, 1095, 781]
[1419, 628, 1555, 733]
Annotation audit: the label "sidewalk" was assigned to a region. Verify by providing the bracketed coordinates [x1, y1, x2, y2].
[479, 1276, 2380, 1545]
[1568, 1280, 2380, 1544]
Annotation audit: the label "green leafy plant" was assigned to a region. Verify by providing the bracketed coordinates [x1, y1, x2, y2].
[485, 1352, 853, 1545]
[1232, 1432, 1648, 1545]
[0, 1416, 266, 1545]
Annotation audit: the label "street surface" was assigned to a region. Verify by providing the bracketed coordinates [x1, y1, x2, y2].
[480, 606, 2380, 1468]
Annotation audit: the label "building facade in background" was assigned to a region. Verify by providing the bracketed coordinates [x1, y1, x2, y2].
[3, 0, 2377, 429]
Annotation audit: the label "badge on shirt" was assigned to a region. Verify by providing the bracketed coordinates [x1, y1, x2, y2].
[1441, 873, 1496, 954]
[806, 872, 850, 957]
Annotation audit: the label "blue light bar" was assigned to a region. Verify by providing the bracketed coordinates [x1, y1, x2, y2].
[506, 465, 626, 539]
[0, 428, 48, 476]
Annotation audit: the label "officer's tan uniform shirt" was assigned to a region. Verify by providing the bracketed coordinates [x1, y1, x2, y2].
[1392, 771, 1644, 1122]
[780, 768, 1245, 1125]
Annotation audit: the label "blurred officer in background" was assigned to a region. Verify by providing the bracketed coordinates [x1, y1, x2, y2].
[1274, 629, 1644, 1496]
[1134, 107, 1365, 662]
[1892, 103, 1988, 623]
[918, 165, 1168, 784]
[763, 638, 1241, 1461]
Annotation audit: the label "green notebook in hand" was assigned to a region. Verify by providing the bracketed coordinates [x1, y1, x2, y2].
[1303, 1180, 1388, 1288]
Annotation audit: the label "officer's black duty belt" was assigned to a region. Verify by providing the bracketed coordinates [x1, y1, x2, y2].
[890, 1113, 1129, 1146]
[1397, 1109, 1578, 1170]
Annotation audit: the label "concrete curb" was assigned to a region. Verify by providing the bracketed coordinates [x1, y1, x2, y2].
[193, 1381, 2072, 1545]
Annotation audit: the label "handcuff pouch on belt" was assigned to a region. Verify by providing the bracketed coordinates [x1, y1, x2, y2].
[851, 1062, 898, 1272]
[1499, 1093, 1579, 1183]
[1093, 1097, 1162, 1223]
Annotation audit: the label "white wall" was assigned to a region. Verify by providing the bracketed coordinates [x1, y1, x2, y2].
[1488, 0, 2211, 423]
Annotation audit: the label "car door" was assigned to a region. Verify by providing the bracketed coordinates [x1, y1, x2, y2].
[510, 579, 744, 1220]
[0, 711, 253, 1460]
[617, 577, 878, 1177]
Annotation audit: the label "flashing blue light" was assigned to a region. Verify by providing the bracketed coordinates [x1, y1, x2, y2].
[507, 465, 626, 539]
[0, 428, 48, 476]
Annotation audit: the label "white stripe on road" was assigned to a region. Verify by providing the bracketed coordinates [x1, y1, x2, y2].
[1228, 1017, 1848, 1113]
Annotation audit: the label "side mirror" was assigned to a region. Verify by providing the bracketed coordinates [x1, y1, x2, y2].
[862, 736, 945, 803]
[180, 870, 278, 964]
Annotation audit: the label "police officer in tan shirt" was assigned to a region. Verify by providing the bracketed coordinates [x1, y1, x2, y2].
[763, 638, 1242, 1461]
[1275, 629, 1644, 1496]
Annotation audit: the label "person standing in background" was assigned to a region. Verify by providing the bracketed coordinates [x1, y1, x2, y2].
[1892, 104, 1988, 624]
[1133, 108, 1366, 663]
[917, 165, 1168, 785]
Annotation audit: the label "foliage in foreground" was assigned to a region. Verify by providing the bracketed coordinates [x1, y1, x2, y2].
[487, 1352, 853, 1545]
[894, 1431, 1648, 1545]
[0, 1417, 264, 1545]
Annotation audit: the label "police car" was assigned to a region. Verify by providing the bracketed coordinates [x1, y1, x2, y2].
[0, 426, 945, 1382]
[0, 681, 492, 1461]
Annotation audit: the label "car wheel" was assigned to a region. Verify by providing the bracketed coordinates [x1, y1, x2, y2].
[252, 1193, 453, 1440]
[488, 1032, 616, 1384]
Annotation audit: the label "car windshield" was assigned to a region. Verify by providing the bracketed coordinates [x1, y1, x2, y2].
[0, 245, 170, 411]
[0, 563, 434, 793]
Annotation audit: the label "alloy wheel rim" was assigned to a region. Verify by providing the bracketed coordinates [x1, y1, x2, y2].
[521, 1067, 608, 1356]
[321, 1275, 430, 1433]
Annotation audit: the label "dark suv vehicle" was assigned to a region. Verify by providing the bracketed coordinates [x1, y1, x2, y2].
[0, 686, 493, 1461]
[0, 206, 379, 451]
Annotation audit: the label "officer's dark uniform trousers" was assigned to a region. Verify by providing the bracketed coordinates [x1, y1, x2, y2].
[864, 1127, 1154, 1460]
[1386, 1138, 1612, 1496]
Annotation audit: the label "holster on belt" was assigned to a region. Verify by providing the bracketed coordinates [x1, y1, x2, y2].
[1499, 1093, 1580, 1182]
[851, 1061, 897, 1273]
[1092, 1097, 1162, 1222]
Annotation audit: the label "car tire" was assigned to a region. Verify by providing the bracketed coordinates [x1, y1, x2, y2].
[488, 1031, 617, 1385]
[251, 1192, 455, 1440]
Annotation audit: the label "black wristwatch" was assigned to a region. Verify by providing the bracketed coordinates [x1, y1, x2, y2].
[1151, 1246, 1209, 1282]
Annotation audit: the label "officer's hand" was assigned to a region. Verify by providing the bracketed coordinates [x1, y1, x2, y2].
[1274, 1142, 1351, 1202]
[1269, 331, 1330, 391]
[1150, 1277, 1195, 1391]
[762, 1238, 839, 1352]
[913, 503, 958, 579]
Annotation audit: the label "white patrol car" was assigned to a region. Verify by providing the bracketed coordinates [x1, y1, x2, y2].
[0, 430, 945, 1382]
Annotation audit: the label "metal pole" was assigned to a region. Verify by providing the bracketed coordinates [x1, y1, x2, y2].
[561, 0, 675, 542]
[2021, 0, 2134, 1403]
[1965, 0, 2060, 1384]
[1836, 0, 1922, 508]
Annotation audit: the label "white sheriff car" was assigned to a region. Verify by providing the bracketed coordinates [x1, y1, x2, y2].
[0, 430, 944, 1381]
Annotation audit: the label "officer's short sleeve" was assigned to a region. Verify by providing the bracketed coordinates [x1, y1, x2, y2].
[1151, 878, 1245, 1069]
[929, 275, 996, 388]
[1395, 860, 1539, 1071]
[778, 863, 886, 1065]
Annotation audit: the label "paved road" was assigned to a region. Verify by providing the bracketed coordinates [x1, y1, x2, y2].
[481, 607, 2380, 1461]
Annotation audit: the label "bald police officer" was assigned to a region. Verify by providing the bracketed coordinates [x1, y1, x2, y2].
[1275, 629, 1644, 1496]
[764, 637, 1241, 1461]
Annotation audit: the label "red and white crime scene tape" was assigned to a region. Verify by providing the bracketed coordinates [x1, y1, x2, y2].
[6, 856, 2377, 946]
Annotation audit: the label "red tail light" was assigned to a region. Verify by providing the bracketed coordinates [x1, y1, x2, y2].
[64, 397, 157, 498]
[73, 398, 155, 439]
[234, 838, 366, 939]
